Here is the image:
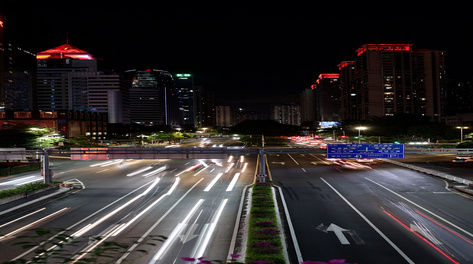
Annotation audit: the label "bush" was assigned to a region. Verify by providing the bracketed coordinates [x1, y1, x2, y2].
[0, 182, 54, 199]
[246, 182, 285, 264]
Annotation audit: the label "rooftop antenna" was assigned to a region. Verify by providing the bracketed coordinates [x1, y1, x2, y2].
[66, 32, 69, 44]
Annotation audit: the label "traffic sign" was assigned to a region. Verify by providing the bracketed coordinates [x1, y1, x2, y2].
[326, 144, 405, 159]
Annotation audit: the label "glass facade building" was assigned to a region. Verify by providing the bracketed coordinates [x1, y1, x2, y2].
[175, 73, 195, 127]
[125, 69, 181, 126]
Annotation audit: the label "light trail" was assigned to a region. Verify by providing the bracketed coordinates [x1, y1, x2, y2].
[0, 208, 46, 228]
[191, 199, 228, 260]
[150, 199, 205, 263]
[0, 208, 70, 241]
[126, 166, 153, 176]
[0, 176, 36, 185]
[384, 210, 459, 264]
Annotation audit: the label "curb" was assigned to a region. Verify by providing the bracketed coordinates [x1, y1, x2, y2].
[380, 158, 473, 195]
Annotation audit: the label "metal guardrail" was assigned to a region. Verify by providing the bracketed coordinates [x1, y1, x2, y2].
[381, 159, 473, 186]
[1, 147, 473, 156]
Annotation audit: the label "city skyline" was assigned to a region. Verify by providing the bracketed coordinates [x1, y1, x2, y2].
[2, 4, 472, 113]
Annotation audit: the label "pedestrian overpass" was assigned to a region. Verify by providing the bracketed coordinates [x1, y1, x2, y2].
[2, 146, 473, 184]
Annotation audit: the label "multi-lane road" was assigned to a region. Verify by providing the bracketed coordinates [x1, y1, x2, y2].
[1, 147, 473, 264]
[0, 154, 255, 263]
[270, 153, 473, 264]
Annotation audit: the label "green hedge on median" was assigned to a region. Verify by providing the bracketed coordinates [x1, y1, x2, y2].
[246, 182, 286, 264]
[0, 182, 54, 199]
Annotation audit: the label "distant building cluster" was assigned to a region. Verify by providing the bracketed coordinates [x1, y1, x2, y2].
[1, 14, 472, 139]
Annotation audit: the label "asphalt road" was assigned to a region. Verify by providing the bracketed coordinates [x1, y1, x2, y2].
[2, 150, 473, 264]
[268, 153, 473, 264]
[0, 155, 255, 264]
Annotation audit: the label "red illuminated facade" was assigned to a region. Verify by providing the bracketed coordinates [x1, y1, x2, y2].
[337, 44, 445, 122]
[313, 73, 340, 122]
[36, 43, 95, 60]
[356, 44, 413, 56]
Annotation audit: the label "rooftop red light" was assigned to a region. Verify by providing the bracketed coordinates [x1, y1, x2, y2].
[36, 43, 94, 60]
[338, 61, 355, 70]
[356, 44, 413, 56]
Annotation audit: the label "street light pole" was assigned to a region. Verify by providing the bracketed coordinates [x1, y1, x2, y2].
[355, 126, 367, 144]
[457, 126, 469, 143]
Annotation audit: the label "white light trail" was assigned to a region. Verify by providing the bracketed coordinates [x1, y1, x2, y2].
[126, 166, 153, 177]
[193, 166, 208, 176]
[191, 199, 228, 259]
[142, 166, 168, 177]
[241, 162, 248, 172]
[0, 208, 46, 228]
[150, 199, 204, 262]
[15, 177, 43, 185]
[224, 163, 234, 173]
[0, 176, 36, 185]
[71, 194, 142, 238]
[141, 177, 161, 196]
[0, 208, 70, 240]
[89, 160, 121, 167]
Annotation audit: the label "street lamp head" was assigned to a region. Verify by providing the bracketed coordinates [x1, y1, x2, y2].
[456, 126, 469, 129]
[355, 126, 367, 130]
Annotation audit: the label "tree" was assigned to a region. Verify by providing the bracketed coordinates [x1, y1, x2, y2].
[0, 123, 38, 148]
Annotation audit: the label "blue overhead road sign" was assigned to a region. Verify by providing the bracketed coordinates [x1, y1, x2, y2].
[327, 144, 405, 159]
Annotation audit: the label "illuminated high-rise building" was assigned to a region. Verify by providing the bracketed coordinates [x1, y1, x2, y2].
[313, 74, 340, 122]
[174, 73, 196, 127]
[300, 87, 317, 128]
[125, 69, 181, 126]
[272, 104, 301, 126]
[340, 44, 446, 122]
[338, 61, 356, 120]
[36, 43, 130, 125]
[0, 13, 36, 111]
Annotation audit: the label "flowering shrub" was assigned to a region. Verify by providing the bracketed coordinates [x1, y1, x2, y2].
[249, 241, 280, 254]
[255, 221, 276, 227]
[253, 228, 280, 236]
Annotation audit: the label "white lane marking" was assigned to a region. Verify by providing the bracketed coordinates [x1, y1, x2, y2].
[277, 188, 303, 263]
[287, 154, 299, 165]
[366, 177, 473, 239]
[321, 177, 414, 264]
[226, 173, 240, 191]
[204, 173, 223, 192]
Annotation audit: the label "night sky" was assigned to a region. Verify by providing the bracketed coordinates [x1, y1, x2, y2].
[2, 3, 473, 113]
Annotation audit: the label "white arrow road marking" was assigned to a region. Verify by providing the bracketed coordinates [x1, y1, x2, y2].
[317, 223, 364, 245]
[179, 224, 199, 243]
[150, 199, 204, 262]
[327, 223, 350, 244]
[322, 177, 414, 264]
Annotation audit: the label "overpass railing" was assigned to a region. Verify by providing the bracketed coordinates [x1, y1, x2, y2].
[1, 147, 473, 183]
